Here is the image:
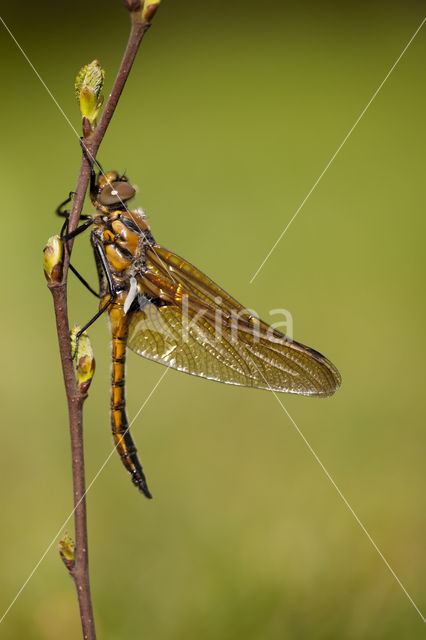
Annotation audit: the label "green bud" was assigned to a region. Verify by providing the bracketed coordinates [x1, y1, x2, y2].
[59, 533, 75, 571]
[43, 235, 64, 283]
[75, 60, 105, 129]
[70, 326, 96, 394]
[142, 0, 162, 22]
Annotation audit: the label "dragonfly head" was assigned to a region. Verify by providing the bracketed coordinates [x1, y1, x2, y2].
[93, 171, 136, 211]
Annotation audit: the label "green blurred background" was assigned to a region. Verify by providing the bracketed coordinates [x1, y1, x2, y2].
[0, 1, 425, 638]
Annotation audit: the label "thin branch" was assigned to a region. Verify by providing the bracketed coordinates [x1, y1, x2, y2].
[67, 14, 151, 240]
[46, 6, 153, 640]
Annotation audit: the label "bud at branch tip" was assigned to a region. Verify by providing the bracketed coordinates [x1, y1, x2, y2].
[141, 0, 162, 23]
[75, 60, 105, 134]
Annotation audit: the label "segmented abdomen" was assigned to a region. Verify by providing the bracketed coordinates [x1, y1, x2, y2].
[108, 295, 152, 498]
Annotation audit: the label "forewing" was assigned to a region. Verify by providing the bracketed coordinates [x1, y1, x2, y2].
[126, 245, 341, 395]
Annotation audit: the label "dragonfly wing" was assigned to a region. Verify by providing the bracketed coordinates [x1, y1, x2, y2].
[126, 246, 341, 396]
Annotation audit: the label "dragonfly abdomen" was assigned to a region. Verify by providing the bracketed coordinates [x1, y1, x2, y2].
[109, 299, 152, 499]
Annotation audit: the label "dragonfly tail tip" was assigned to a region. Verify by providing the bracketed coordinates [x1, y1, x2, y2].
[139, 483, 153, 499]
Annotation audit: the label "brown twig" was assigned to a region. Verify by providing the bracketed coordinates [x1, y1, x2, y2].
[46, 6, 154, 639]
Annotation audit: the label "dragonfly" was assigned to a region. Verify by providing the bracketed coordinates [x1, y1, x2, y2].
[58, 166, 341, 499]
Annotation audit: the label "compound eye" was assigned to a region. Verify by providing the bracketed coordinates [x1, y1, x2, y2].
[98, 181, 136, 206]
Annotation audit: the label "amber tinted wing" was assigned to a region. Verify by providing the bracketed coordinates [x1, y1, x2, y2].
[127, 245, 341, 395]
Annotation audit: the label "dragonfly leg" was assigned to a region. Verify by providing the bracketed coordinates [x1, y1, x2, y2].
[71, 236, 152, 497]
[93, 241, 116, 297]
[56, 191, 92, 221]
[92, 238, 153, 497]
[59, 216, 69, 238]
[55, 211, 98, 299]
[61, 218, 94, 241]
[71, 241, 117, 357]
[56, 191, 75, 217]
[69, 263, 100, 299]
[71, 296, 114, 359]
